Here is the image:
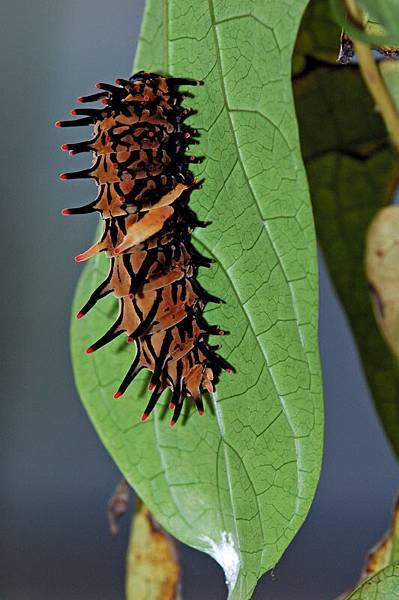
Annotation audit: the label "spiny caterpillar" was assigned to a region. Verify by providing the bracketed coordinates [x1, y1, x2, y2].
[57, 71, 234, 425]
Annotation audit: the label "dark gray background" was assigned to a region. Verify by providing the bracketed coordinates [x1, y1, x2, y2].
[1, 1, 398, 598]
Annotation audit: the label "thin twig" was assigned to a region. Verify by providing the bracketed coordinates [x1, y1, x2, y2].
[107, 478, 130, 536]
[344, 0, 399, 154]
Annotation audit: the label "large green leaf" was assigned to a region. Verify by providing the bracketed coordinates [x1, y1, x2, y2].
[346, 563, 399, 599]
[293, 17, 399, 457]
[71, 1, 323, 598]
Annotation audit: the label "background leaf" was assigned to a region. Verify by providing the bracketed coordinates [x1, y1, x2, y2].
[358, 0, 399, 45]
[345, 563, 399, 599]
[335, 497, 399, 598]
[381, 62, 399, 112]
[71, 1, 323, 598]
[364, 496, 399, 578]
[293, 1, 399, 458]
[294, 0, 342, 73]
[329, 0, 399, 47]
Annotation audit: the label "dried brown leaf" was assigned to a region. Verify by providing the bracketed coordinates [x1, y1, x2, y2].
[126, 499, 181, 600]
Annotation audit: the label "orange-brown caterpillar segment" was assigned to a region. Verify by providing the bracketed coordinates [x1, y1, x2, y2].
[58, 71, 234, 425]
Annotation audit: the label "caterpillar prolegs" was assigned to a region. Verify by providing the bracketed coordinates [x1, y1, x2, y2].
[57, 71, 234, 425]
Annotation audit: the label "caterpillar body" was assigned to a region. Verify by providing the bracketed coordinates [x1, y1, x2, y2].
[57, 71, 233, 425]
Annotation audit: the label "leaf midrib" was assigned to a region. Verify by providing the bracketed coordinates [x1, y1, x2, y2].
[150, 0, 305, 574]
[202, 0, 304, 509]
